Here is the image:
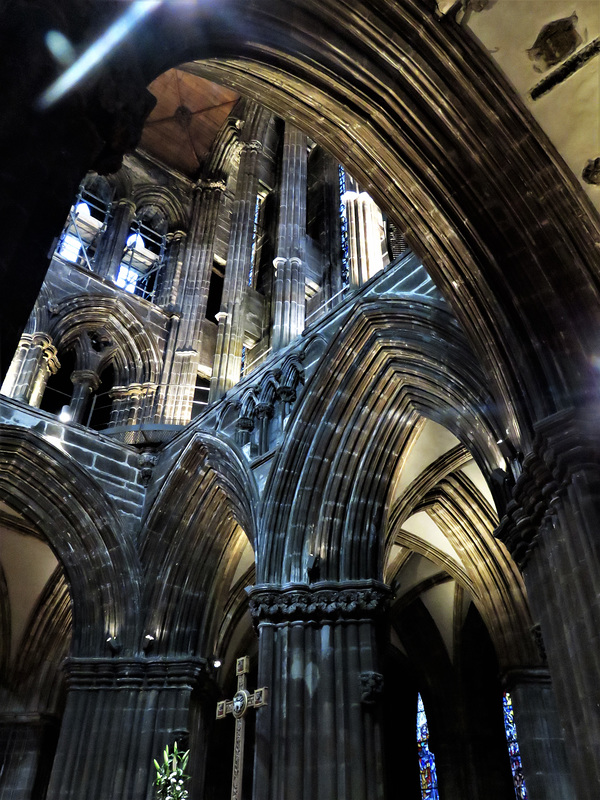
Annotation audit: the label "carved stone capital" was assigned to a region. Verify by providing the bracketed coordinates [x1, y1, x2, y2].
[255, 402, 274, 420]
[70, 369, 101, 391]
[197, 179, 227, 194]
[496, 407, 600, 566]
[236, 415, 254, 432]
[247, 580, 391, 625]
[64, 657, 207, 691]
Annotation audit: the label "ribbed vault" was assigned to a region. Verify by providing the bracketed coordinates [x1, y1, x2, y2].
[390, 468, 537, 669]
[140, 0, 600, 443]
[0, 426, 140, 655]
[259, 297, 505, 583]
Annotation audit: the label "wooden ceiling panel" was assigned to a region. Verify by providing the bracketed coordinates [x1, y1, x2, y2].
[140, 69, 240, 177]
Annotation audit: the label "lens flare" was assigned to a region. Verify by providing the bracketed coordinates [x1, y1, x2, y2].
[38, 1, 163, 110]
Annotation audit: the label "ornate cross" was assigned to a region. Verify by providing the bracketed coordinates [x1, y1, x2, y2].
[216, 656, 268, 800]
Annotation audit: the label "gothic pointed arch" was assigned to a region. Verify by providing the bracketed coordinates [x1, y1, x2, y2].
[0, 425, 141, 655]
[144, 0, 600, 440]
[141, 431, 258, 655]
[132, 184, 187, 231]
[259, 297, 507, 584]
[47, 294, 162, 385]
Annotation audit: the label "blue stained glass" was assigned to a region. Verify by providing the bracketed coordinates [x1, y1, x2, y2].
[503, 692, 528, 800]
[240, 344, 247, 378]
[339, 165, 350, 288]
[417, 693, 440, 800]
[248, 194, 261, 288]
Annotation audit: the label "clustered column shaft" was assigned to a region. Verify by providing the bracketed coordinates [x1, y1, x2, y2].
[343, 191, 384, 287]
[249, 581, 389, 800]
[159, 181, 225, 424]
[1, 332, 59, 405]
[272, 124, 308, 351]
[498, 409, 600, 800]
[210, 141, 263, 401]
[46, 657, 206, 800]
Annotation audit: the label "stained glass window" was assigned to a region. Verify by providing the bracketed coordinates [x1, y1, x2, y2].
[503, 692, 527, 800]
[339, 165, 350, 288]
[417, 693, 440, 800]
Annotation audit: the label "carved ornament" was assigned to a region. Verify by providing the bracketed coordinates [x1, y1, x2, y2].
[248, 581, 391, 624]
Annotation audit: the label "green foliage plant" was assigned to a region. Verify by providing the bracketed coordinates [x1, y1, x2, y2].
[154, 741, 190, 800]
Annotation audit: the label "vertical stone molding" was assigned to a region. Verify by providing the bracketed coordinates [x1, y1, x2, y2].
[272, 124, 308, 351]
[69, 369, 101, 425]
[46, 657, 207, 800]
[161, 181, 225, 425]
[343, 191, 384, 287]
[502, 668, 574, 799]
[94, 198, 137, 282]
[210, 142, 263, 401]
[497, 408, 600, 800]
[1, 333, 59, 405]
[248, 581, 390, 800]
[155, 230, 187, 309]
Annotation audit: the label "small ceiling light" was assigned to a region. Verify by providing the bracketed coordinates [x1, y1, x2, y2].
[58, 405, 72, 423]
[213, 659, 222, 669]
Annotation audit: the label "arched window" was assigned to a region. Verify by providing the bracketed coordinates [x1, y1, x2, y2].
[417, 693, 440, 800]
[503, 692, 528, 800]
[55, 181, 111, 268]
[116, 211, 167, 302]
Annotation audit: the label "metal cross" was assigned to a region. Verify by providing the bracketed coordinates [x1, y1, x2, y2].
[216, 656, 268, 800]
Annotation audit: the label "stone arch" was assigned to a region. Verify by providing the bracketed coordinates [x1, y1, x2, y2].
[0, 425, 141, 656]
[141, 431, 258, 656]
[141, 0, 600, 441]
[47, 295, 162, 386]
[387, 450, 537, 670]
[132, 184, 187, 231]
[259, 297, 507, 583]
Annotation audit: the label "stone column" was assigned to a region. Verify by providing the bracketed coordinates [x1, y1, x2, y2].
[272, 124, 308, 351]
[343, 191, 384, 288]
[210, 142, 263, 402]
[248, 581, 390, 800]
[46, 657, 206, 800]
[161, 181, 226, 424]
[1, 334, 31, 398]
[503, 668, 574, 799]
[155, 230, 187, 309]
[1, 333, 59, 405]
[69, 369, 101, 425]
[497, 408, 600, 800]
[94, 198, 136, 282]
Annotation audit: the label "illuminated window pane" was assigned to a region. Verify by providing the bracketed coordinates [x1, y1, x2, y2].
[503, 693, 528, 800]
[116, 264, 139, 294]
[417, 693, 440, 800]
[58, 234, 82, 263]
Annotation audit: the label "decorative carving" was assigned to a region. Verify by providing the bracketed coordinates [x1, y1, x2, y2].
[138, 450, 158, 487]
[496, 408, 600, 566]
[582, 157, 600, 185]
[65, 656, 207, 690]
[248, 581, 391, 624]
[528, 15, 581, 73]
[360, 671, 384, 704]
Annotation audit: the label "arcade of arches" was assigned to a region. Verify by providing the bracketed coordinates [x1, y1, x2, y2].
[0, 1, 599, 799]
